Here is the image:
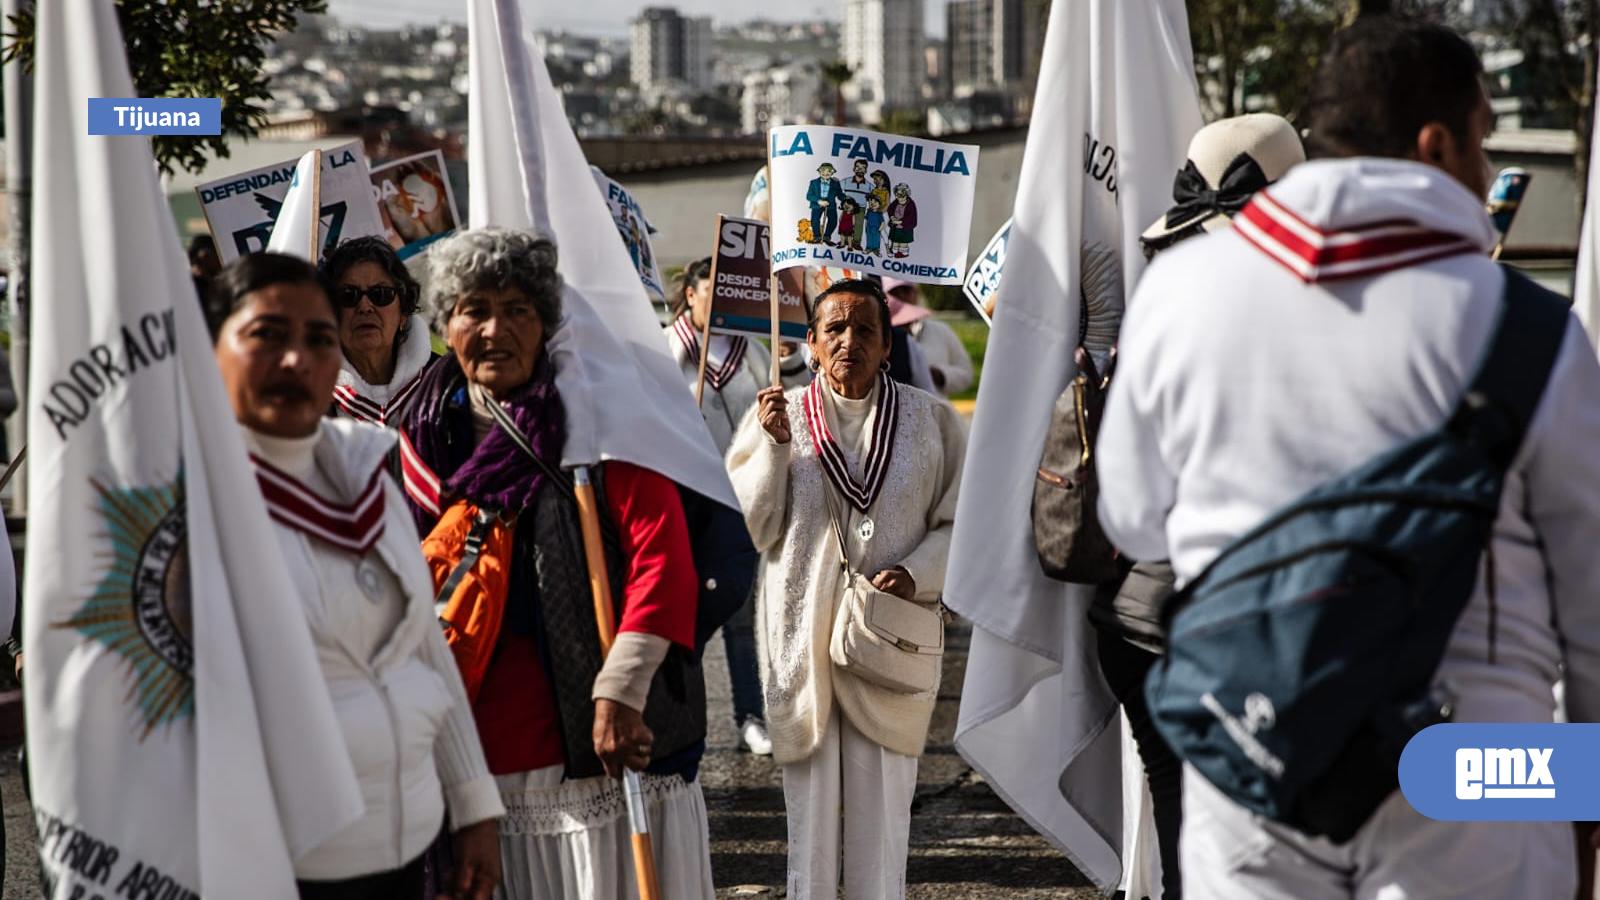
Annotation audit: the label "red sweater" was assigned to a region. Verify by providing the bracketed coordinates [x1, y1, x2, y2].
[476, 461, 697, 775]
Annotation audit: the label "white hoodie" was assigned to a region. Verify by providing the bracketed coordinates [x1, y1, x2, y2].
[333, 314, 436, 425]
[1097, 158, 1600, 726]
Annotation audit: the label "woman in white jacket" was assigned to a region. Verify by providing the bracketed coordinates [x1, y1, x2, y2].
[203, 252, 503, 900]
[727, 279, 965, 900]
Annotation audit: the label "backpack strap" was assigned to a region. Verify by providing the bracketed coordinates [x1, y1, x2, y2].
[1446, 266, 1570, 471]
[434, 506, 500, 619]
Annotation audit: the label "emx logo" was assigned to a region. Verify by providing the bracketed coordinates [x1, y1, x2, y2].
[1455, 747, 1554, 800]
[1401, 724, 1599, 821]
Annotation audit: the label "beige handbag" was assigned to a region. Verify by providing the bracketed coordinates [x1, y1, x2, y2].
[822, 488, 943, 695]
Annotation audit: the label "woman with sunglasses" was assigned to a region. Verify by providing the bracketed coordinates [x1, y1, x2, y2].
[321, 236, 438, 426]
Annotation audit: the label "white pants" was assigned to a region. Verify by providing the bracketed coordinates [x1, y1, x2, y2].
[1181, 766, 1575, 900]
[782, 707, 919, 900]
[494, 766, 715, 900]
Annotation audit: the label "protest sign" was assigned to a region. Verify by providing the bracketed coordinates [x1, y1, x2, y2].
[371, 150, 462, 260]
[767, 125, 979, 286]
[963, 218, 1012, 324]
[708, 215, 807, 341]
[197, 140, 385, 264]
[591, 166, 666, 300]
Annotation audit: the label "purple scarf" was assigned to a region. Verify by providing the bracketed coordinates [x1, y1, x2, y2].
[400, 351, 566, 526]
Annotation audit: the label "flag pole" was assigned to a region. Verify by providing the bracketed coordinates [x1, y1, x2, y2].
[572, 465, 664, 900]
[695, 217, 722, 408]
[766, 139, 781, 388]
[306, 149, 323, 264]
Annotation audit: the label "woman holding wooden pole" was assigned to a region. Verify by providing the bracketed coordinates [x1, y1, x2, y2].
[398, 228, 715, 900]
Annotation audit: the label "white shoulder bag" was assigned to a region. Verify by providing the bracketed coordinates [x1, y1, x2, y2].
[822, 486, 943, 695]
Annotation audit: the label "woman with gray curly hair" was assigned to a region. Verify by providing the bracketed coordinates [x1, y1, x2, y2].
[398, 228, 716, 899]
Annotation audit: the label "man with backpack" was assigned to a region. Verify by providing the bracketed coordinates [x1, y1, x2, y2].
[1096, 16, 1600, 900]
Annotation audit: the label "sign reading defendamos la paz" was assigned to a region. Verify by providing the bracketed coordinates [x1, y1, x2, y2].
[766, 125, 979, 286]
[710, 215, 808, 340]
[196, 140, 386, 264]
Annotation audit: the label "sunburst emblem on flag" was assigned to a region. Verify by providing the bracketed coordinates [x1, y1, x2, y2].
[57, 475, 194, 740]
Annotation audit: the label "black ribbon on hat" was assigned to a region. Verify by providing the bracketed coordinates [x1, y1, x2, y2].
[1162, 153, 1271, 231]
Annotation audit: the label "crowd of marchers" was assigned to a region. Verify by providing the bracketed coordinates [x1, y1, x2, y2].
[42, 12, 1599, 900]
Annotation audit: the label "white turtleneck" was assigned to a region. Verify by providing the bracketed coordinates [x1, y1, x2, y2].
[243, 425, 405, 660]
[821, 377, 879, 481]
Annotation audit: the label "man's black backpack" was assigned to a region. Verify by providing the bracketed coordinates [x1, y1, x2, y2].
[1145, 268, 1569, 843]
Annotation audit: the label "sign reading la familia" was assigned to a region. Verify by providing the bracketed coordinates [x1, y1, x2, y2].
[766, 126, 980, 287]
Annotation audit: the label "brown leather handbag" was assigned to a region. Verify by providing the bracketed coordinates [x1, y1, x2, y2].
[1031, 346, 1123, 584]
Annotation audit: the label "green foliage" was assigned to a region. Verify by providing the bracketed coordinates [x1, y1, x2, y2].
[1186, 0, 1462, 123]
[946, 316, 989, 403]
[5, 0, 326, 176]
[876, 109, 928, 138]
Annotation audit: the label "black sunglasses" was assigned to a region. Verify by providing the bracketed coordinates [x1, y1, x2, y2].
[337, 284, 401, 308]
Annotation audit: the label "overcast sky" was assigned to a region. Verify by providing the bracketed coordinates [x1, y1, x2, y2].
[325, 0, 943, 39]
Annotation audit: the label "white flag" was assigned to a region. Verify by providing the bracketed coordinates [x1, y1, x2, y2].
[469, 0, 735, 508]
[25, 3, 362, 897]
[1574, 76, 1600, 350]
[945, 0, 1201, 893]
[265, 150, 322, 261]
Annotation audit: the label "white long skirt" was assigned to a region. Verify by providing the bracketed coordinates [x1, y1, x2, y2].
[495, 765, 716, 900]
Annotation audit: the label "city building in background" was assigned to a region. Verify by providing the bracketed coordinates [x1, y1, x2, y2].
[742, 61, 823, 135]
[631, 6, 714, 92]
[843, 0, 923, 124]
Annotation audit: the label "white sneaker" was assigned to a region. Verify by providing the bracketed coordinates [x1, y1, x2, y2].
[739, 719, 773, 756]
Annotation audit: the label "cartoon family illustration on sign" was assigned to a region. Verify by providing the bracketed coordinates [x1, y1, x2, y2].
[802, 158, 919, 257]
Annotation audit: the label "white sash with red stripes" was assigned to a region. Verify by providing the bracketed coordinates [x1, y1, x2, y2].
[1233, 190, 1480, 284]
[397, 430, 441, 518]
[674, 315, 747, 391]
[251, 455, 386, 555]
[332, 371, 425, 425]
[804, 371, 899, 514]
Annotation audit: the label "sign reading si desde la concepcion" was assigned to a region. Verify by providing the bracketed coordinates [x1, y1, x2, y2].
[710, 215, 808, 340]
[196, 140, 385, 264]
[592, 165, 667, 300]
[963, 218, 1012, 324]
[767, 125, 980, 286]
[371, 150, 463, 261]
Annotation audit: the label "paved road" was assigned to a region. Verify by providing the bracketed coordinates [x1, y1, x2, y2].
[0, 623, 1098, 899]
[701, 622, 1098, 898]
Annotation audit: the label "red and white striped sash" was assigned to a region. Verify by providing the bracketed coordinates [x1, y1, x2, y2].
[397, 430, 441, 518]
[251, 455, 386, 555]
[674, 315, 747, 391]
[1234, 190, 1481, 284]
[804, 372, 899, 514]
[332, 371, 425, 425]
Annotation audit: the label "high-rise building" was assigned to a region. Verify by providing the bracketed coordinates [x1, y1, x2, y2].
[742, 62, 822, 135]
[843, 0, 923, 123]
[948, 0, 1025, 96]
[947, 0, 993, 97]
[991, 0, 1025, 86]
[630, 7, 713, 92]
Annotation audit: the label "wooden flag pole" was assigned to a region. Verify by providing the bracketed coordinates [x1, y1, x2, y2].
[306, 149, 323, 265]
[695, 216, 723, 408]
[572, 465, 663, 900]
[767, 138, 782, 388]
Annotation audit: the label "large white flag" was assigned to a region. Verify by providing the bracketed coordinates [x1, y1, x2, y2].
[1573, 76, 1600, 349]
[25, 3, 362, 897]
[265, 150, 322, 261]
[945, 0, 1201, 893]
[468, 0, 735, 508]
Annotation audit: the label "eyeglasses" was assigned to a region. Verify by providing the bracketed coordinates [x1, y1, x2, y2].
[337, 284, 401, 308]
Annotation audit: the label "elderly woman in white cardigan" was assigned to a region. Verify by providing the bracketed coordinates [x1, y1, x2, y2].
[727, 278, 965, 900]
